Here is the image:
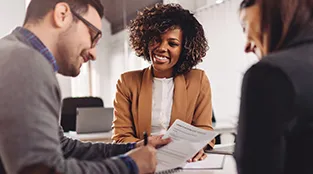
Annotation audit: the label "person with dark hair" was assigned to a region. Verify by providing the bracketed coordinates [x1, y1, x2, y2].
[112, 3, 214, 162]
[235, 0, 313, 174]
[0, 0, 171, 174]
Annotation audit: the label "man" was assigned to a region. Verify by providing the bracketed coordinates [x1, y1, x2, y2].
[0, 0, 170, 173]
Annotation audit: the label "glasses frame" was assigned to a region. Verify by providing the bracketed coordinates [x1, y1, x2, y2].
[71, 10, 102, 48]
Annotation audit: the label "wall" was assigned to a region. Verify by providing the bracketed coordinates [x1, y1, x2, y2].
[83, 18, 145, 107]
[194, 0, 258, 122]
[164, 0, 207, 11]
[107, 30, 148, 107]
[0, 0, 258, 122]
[0, 0, 25, 38]
[92, 17, 112, 106]
[56, 75, 72, 98]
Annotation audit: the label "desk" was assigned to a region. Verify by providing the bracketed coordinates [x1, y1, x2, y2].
[64, 131, 113, 143]
[63, 122, 236, 143]
[213, 122, 237, 134]
[63, 132, 237, 174]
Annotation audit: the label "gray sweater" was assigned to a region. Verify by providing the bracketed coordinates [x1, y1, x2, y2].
[0, 30, 132, 174]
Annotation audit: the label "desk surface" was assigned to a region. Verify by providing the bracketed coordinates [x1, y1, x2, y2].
[64, 131, 237, 173]
[64, 121, 237, 142]
[64, 131, 112, 142]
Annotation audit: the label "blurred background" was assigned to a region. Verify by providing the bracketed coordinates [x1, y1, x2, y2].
[0, 0, 258, 124]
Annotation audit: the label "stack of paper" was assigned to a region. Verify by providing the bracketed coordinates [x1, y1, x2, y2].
[156, 119, 218, 172]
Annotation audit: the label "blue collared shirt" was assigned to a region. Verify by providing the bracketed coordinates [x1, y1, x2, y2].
[16, 27, 59, 72]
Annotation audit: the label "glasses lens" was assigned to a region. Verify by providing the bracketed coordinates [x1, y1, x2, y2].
[91, 33, 102, 48]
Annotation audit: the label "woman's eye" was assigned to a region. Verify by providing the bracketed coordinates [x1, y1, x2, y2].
[169, 42, 179, 47]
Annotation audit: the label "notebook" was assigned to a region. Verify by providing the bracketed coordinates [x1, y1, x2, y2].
[205, 143, 235, 155]
[155, 154, 226, 173]
[76, 107, 113, 133]
[155, 167, 183, 174]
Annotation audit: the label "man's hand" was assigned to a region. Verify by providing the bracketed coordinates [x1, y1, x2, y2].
[136, 135, 171, 148]
[187, 149, 207, 162]
[126, 145, 157, 174]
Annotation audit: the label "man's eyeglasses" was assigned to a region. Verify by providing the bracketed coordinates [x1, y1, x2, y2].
[71, 10, 102, 48]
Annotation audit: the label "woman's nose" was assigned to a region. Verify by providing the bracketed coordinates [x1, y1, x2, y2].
[244, 41, 255, 53]
[155, 43, 167, 53]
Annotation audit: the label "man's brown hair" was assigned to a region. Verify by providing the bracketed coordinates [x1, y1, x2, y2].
[240, 0, 313, 53]
[24, 0, 104, 24]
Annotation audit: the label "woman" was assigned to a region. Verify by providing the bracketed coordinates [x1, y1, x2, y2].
[112, 3, 214, 162]
[235, 0, 313, 174]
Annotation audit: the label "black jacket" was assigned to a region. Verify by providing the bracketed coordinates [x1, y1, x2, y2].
[235, 26, 313, 174]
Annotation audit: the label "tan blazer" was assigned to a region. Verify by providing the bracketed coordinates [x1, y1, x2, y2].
[112, 67, 215, 148]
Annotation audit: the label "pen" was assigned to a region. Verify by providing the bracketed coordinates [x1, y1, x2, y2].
[143, 131, 148, 146]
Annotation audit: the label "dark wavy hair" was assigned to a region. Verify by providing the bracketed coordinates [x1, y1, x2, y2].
[129, 3, 208, 76]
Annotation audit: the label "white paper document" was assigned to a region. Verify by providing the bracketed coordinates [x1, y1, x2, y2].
[156, 119, 218, 172]
[183, 154, 225, 170]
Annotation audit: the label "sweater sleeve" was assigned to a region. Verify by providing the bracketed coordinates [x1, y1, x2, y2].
[0, 50, 135, 174]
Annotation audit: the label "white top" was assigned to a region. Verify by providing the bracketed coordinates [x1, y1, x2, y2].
[151, 77, 174, 135]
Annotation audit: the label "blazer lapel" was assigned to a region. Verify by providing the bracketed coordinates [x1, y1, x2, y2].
[169, 74, 188, 126]
[137, 67, 153, 138]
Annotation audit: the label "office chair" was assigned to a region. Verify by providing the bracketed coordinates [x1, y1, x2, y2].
[212, 110, 222, 144]
[60, 97, 104, 132]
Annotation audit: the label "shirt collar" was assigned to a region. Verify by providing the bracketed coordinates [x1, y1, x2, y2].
[15, 27, 59, 72]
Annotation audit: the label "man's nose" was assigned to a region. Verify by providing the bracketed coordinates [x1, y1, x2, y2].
[87, 48, 97, 61]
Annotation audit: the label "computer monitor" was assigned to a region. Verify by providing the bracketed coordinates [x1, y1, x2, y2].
[76, 107, 113, 134]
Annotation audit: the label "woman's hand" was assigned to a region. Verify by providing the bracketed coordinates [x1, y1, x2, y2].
[187, 149, 207, 162]
[136, 135, 171, 149]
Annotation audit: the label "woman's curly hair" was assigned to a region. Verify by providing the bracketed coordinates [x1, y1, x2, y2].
[129, 3, 209, 76]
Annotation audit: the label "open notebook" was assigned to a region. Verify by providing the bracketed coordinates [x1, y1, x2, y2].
[155, 154, 226, 174]
[205, 143, 235, 155]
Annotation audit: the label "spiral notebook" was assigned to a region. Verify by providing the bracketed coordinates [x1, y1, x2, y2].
[155, 167, 183, 174]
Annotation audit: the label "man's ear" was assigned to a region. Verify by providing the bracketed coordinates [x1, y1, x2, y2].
[53, 2, 72, 28]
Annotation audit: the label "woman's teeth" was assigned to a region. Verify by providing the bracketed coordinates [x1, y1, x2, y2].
[155, 55, 168, 60]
